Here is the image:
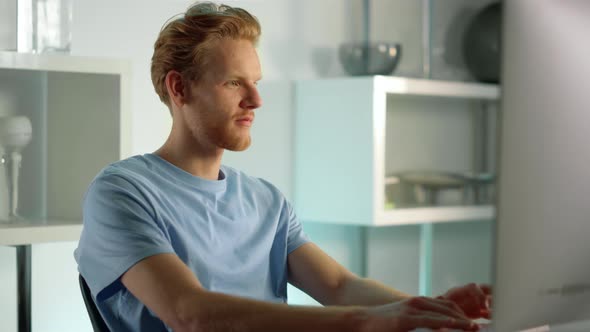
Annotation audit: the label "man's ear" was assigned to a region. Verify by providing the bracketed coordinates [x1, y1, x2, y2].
[165, 70, 188, 108]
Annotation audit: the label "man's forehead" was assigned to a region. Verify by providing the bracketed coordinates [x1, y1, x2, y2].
[206, 39, 262, 79]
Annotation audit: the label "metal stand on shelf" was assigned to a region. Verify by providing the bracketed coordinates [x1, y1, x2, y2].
[359, 0, 371, 281]
[16, 244, 32, 332]
[418, 223, 433, 296]
[421, 0, 433, 80]
[360, 226, 369, 278]
[474, 100, 492, 203]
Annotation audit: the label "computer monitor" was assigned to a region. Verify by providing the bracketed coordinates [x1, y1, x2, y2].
[492, 0, 590, 331]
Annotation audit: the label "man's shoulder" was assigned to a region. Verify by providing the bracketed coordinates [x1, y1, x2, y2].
[91, 154, 158, 190]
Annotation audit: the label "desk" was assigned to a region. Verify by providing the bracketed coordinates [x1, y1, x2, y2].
[0, 220, 83, 332]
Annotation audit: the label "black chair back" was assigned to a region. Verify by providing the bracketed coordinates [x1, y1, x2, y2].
[79, 274, 110, 332]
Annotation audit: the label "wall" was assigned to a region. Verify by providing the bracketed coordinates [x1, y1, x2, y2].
[0, 0, 17, 50]
[0, 0, 497, 330]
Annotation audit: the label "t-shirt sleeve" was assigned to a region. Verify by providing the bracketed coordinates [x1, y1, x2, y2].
[286, 200, 311, 254]
[74, 171, 174, 301]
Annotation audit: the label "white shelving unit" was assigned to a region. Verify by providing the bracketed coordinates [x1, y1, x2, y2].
[0, 51, 132, 228]
[294, 75, 500, 226]
[0, 52, 131, 332]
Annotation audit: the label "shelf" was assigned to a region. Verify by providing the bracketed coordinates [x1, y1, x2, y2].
[297, 75, 500, 100]
[0, 51, 130, 75]
[376, 76, 499, 99]
[0, 219, 82, 246]
[299, 206, 495, 227]
[294, 76, 499, 226]
[376, 205, 495, 226]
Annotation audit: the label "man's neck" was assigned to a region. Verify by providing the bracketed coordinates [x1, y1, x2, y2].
[155, 141, 224, 181]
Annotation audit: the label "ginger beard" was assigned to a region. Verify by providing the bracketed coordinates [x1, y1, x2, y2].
[184, 99, 253, 152]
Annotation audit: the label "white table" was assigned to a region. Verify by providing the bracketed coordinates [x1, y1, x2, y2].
[0, 220, 83, 332]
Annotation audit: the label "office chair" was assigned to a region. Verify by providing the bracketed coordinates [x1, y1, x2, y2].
[79, 274, 110, 332]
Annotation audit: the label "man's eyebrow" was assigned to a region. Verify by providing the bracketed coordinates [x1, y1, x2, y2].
[228, 74, 263, 82]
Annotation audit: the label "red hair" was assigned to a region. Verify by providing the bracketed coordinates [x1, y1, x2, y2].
[151, 2, 261, 107]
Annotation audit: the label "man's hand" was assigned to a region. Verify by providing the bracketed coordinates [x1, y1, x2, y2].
[362, 296, 479, 332]
[438, 283, 492, 320]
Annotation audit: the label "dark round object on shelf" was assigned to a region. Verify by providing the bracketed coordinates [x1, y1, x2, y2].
[463, 2, 502, 83]
[338, 42, 401, 76]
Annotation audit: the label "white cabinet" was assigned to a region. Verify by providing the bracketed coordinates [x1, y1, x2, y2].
[0, 51, 131, 228]
[294, 76, 499, 226]
[0, 52, 131, 332]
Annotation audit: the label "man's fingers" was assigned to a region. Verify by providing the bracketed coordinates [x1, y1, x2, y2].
[459, 284, 489, 315]
[400, 314, 478, 331]
[410, 297, 470, 320]
[479, 284, 492, 295]
[480, 308, 492, 320]
[471, 284, 489, 310]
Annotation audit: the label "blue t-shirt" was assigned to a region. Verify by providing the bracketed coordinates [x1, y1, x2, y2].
[74, 153, 310, 331]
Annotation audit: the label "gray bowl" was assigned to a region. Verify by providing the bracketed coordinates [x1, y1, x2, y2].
[338, 42, 401, 76]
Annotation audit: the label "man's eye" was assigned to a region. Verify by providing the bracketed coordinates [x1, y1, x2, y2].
[228, 80, 240, 87]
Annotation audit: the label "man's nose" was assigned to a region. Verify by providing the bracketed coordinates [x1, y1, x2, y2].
[241, 86, 263, 110]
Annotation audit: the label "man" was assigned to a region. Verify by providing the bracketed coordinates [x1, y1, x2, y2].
[75, 2, 491, 331]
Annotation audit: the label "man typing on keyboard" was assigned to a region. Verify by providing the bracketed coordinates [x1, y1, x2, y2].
[75, 2, 492, 331]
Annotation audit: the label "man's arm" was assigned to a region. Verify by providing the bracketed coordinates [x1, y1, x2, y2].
[287, 242, 411, 306]
[121, 253, 477, 332]
[121, 253, 363, 332]
[288, 242, 492, 320]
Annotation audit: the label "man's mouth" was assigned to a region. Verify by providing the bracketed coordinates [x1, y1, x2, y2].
[236, 114, 254, 127]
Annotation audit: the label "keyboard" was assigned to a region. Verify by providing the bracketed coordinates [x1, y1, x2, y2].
[411, 324, 493, 332]
[411, 323, 554, 332]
